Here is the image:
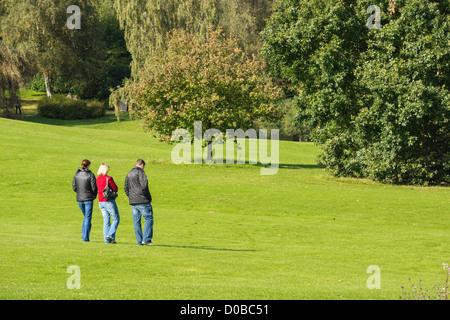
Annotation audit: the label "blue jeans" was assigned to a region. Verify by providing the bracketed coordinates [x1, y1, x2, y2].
[99, 200, 120, 243]
[77, 201, 93, 241]
[131, 203, 153, 245]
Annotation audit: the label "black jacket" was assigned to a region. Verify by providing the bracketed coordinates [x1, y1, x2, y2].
[124, 166, 152, 205]
[72, 168, 98, 202]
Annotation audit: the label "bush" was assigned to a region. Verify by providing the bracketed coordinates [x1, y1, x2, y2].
[87, 100, 106, 118]
[37, 96, 105, 120]
[26, 74, 46, 92]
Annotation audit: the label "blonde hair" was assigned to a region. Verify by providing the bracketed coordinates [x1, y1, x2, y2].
[97, 163, 110, 176]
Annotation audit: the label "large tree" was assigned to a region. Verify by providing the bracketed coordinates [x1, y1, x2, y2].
[261, 0, 449, 185]
[0, 0, 105, 97]
[124, 28, 282, 147]
[0, 42, 34, 117]
[217, 0, 274, 58]
[113, 0, 275, 77]
[0, 0, 34, 116]
[113, 0, 219, 79]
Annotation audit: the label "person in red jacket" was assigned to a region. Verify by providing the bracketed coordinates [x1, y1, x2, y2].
[96, 163, 120, 244]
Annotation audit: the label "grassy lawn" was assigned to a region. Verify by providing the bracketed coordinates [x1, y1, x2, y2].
[0, 92, 448, 299]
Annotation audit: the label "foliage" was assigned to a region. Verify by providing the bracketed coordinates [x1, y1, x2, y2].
[113, 0, 218, 79]
[37, 96, 105, 120]
[0, 41, 34, 117]
[0, 0, 106, 97]
[113, 0, 274, 78]
[254, 99, 313, 141]
[216, 0, 274, 58]
[26, 73, 47, 93]
[121, 28, 282, 142]
[79, 0, 131, 100]
[2, 0, 131, 100]
[261, 0, 449, 185]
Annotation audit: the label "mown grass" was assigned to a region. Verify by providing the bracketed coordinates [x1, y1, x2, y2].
[0, 93, 448, 300]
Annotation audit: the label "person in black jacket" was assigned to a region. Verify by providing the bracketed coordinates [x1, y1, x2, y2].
[124, 159, 154, 246]
[72, 159, 98, 242]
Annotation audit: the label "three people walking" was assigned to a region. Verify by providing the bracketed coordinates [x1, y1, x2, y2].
[72, 159, 154, 246]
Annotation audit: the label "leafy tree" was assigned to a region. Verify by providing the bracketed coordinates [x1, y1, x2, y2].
[124, 28, 282, 146]
[0, 42, 34, 117]
[78, 0, 131, 100]
[0, 0, 105, 97]
[113, 0, 221, 79]
[217, 0, 274, 57]
[113, 0, 275, 77]
[262, 0, 449, 185]
[353, 0, 449, 184]
[1, 0, 34, 116]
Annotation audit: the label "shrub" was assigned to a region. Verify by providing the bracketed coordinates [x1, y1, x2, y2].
[37, 96, 105, 120]
[87, 100, 106, 118]
[26, 73, 46, 92]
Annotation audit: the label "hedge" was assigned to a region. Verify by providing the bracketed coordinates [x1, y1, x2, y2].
[37, 96, 105, 120]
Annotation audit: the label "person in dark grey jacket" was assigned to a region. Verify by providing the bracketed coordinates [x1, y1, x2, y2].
[124, 159, 154, 246]
[72, 159, 97, 242]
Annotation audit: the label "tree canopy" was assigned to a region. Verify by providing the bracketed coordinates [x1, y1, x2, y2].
[0, 0, 105, 97]
[126, 28, 282, 142]
[0, 42, 34, 117]
[262, 0, 449, 185]
[113, 0, 274, 77]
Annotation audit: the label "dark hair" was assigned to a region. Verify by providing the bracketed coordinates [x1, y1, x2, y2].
[81, 159, 91, 169]
[136, 159, 146, 167]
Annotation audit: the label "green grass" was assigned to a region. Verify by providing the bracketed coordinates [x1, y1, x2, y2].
[0, 95, 449, 300]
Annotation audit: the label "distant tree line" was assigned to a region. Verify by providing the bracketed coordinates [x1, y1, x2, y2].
[0, 0, 131, 101]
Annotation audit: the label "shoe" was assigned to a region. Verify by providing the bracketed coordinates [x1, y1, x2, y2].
[106, 236, 112, 243]
[110, 239, 117, 244]
[142, 241, 155, 246]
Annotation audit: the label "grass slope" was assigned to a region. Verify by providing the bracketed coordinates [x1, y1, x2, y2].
[0, 111, 449, 300]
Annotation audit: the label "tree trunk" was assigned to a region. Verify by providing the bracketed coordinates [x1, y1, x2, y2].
[43, 73, 53, 98]
[206, 141, 213, 162]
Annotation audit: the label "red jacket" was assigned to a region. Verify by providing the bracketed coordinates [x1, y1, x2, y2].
[96, 175, 118, 202]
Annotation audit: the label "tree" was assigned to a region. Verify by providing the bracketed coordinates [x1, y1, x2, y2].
[0, 42, 34, 117]
[0, 0, 105, 97]
[354, 0, 449, 184]
[1, 0, 34, 116]
[217, 0, 274, 58]
[113, 0, 220, 79]
[261, 0, 449, 185]
[123, 28, 282, 155]
[65, 0, 132, 99]
[113, 0, 275, 78]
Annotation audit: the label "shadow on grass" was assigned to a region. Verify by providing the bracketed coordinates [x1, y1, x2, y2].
[278, 163, 325, 170]
[83, 241, 256, 252]
[157, 244, 257, 252]
[252, 163, 325, 170]
[22, 112, 131, 127]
